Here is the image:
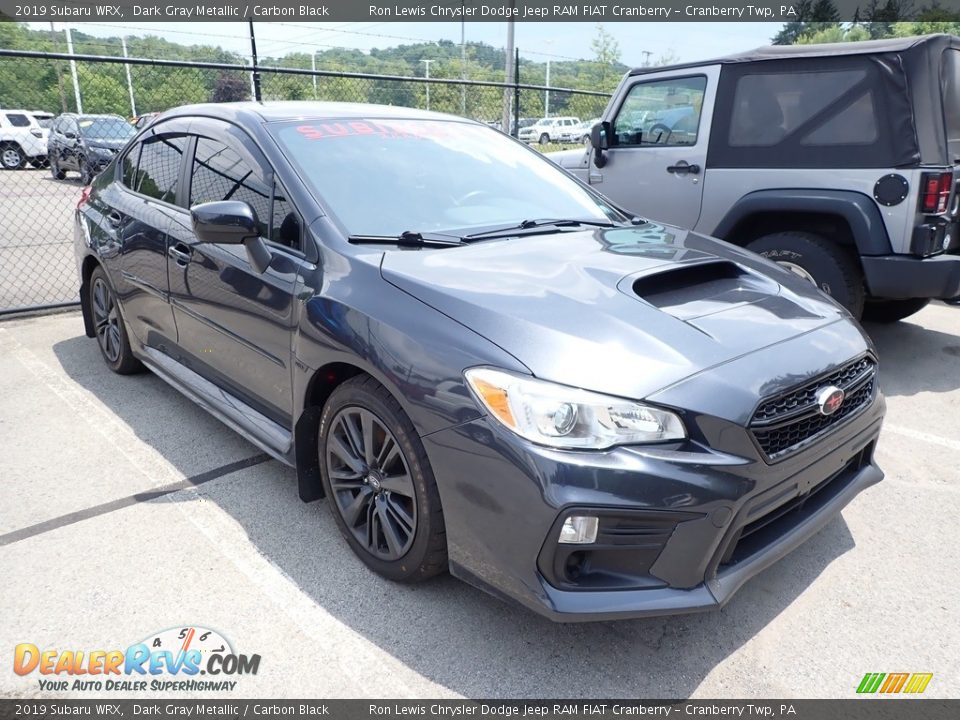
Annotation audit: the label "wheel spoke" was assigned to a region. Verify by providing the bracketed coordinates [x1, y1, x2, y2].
[384, 495, 415, 535]
[379, 471, 414, 498]
[342, 413, 365, 462]
[376, 435, 399, 470]
[361, 410, 376, 467]
[328, 434, 364, 475]
[377, 499, 405, 556]
[341, 487, 372, 528]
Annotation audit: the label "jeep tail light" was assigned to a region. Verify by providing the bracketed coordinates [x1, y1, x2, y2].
[919, 171, 952, 214]
[77, 186, 92, 210]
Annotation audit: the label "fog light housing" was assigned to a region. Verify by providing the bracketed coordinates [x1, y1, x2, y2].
[558, 515, 598, 544]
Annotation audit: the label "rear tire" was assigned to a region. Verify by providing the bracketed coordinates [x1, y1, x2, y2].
[319, 375, 447, 583]
[1, 144, 25, 170]
[88, 266, 142, 375]
[861, 298, 930, 323]
[748, 231, 865, 318]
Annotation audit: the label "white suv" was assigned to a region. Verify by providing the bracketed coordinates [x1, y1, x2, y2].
[0, 109, 49, 169]
[518, 116, 581, 145]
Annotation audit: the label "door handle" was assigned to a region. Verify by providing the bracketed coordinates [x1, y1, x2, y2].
[167, 243, 193, 266]
[107, 211, 123, 228]
[666, 162, 701, 175]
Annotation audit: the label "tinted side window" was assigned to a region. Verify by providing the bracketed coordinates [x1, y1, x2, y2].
[613, 76, 706, 147]
[121, 142, 142, 190]
[5, 113, 31, 128]
[135, 135, 187, 203]
[729, 70, 868, 147]
[190, 138, 271, 236]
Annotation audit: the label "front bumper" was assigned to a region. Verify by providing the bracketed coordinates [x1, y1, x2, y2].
[422, 325, 885, 621]
[862, 252, 960, 299]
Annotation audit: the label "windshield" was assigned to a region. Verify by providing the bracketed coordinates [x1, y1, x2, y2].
[79, 117, 136, 141]
[271, 118, 619, 237]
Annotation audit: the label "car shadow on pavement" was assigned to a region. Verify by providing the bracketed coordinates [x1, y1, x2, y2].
[53, 332, 858, 698]
[862, 317, 960, 397]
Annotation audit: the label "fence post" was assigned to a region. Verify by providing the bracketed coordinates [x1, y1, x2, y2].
[513, 48, 520, 138]
[248, 20, 262, 102]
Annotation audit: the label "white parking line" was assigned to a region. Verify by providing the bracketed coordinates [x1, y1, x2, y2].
[884, 423, 960, 453]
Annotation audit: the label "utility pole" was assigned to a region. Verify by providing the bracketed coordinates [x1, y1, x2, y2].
[248, 20, 262, 102]
[642, 50, 652, 67]
[121, 36, 136, 117]
[501, 4, 515, 133]
[49, 22, 67, 113]
[544, 39, 553, 118]
[311, 51, 318, 100]
[460, 2, 467, 116]
[64, 25, 82, 113]
[421, 59, 433, 111]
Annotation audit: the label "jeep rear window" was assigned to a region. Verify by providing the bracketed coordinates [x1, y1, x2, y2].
[943, 50, 960, 161]
[729, 70, 871, 147]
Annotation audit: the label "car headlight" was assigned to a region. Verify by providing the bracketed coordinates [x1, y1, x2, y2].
[464, 367, 685, 449]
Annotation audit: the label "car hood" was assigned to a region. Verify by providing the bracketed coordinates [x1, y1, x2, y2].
[380, 222, 850, 400]
[85, 138, 128, 151]
[546, 148, 589, 169]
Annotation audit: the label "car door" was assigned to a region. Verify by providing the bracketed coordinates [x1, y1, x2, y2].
[167, 122, 304, 425]
[110, 121, 192, 348]
[589, 66, 719, 228]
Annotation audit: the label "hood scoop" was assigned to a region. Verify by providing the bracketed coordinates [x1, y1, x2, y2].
[623, 260, 781, 321]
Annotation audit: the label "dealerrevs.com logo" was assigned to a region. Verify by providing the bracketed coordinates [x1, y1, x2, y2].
[14, 626, 261, 692]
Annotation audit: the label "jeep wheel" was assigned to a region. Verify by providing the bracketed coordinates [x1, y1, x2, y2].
[539, 133, 550, 145]
[1, 144, 25, 170]
[861, 298, 930, 323]
[748, 231, 865, 318]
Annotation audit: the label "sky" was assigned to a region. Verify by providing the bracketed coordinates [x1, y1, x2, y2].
[28, 21, 784, 67]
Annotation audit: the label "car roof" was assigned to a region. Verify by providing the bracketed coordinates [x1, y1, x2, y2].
[628, 33, 960, 76]
[159, 101, 479, 125]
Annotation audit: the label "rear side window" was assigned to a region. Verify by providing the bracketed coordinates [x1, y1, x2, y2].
[728, 70, 870, 147]
[4, 113, 32, 128]
[943, 50, 960, 161]
[135, 135, 187, 204]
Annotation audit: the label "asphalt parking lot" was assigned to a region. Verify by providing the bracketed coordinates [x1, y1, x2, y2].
[0, 169, 82, 311]
[1, 305, 958, 699]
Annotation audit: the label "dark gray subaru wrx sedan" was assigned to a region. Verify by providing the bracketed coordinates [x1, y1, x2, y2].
[74, 102, 885, 621]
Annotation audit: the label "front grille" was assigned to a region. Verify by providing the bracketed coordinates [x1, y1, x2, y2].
[750, 356, 876, 460]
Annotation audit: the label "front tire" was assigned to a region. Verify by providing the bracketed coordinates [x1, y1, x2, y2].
[319, 375, 447, 583]
[539, 133, 550, 145]
[79, 157, 93, 185]
[50, 156, 66, 180]
[748, 231, 865, 318]
[862, 298, 930, 323]
[89, 267, 142, 374]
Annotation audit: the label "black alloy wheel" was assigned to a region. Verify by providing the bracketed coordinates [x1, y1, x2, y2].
[88, 267, 142, 374]
[327, 406, 418, 560]
[319, 375, 447, 582]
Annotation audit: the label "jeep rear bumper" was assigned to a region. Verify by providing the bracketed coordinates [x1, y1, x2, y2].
[862, 253, 960, 299]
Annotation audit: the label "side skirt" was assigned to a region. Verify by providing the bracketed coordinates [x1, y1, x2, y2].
[139, 345, 295, 467]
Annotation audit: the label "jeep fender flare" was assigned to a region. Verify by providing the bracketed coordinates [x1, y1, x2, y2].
[711, 189, 893, 257]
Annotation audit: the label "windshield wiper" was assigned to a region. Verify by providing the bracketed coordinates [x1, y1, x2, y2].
[463, 218, 618, 241]
[348, 230, 463, 248]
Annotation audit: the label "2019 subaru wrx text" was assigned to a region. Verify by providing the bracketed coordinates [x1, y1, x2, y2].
[74, 102, 885, 621]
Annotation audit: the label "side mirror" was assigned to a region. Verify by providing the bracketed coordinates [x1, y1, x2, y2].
[190, 200, 273, 274]
[65, 131, 77, 140]
[590, 121, 611, 168]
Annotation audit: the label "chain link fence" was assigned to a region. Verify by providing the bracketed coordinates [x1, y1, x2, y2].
[0, 49, 611, 314]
